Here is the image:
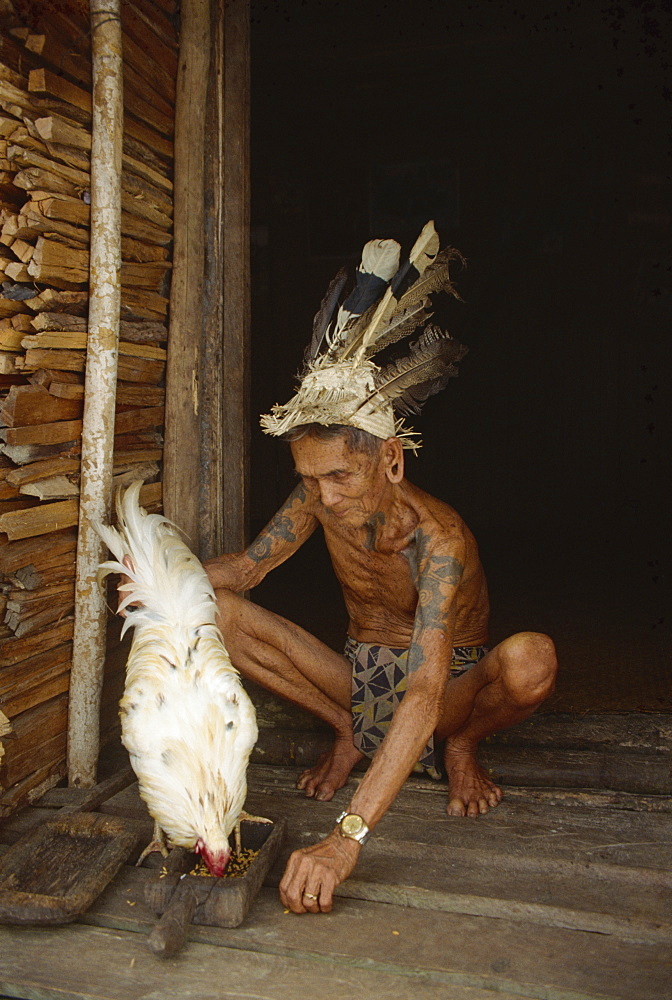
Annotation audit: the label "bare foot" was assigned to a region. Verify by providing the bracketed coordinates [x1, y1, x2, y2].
[444, 739, 502, 817]
[296, 737, 363, 801]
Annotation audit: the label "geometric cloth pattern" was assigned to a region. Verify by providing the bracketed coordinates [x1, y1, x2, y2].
[346, 638, 489, 780]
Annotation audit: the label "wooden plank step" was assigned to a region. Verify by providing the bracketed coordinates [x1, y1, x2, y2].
[482, 743, 671, 795]
[250, 809, 671, 943]
[329, 844, 671, 943]
[0, 922, 537, 1000]
[486, 712, 672, 751]
[252, 722, 672, 795]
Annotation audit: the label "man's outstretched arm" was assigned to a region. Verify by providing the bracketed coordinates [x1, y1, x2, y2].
[347, 533, 463, 823]
[204, 483, 318, 593]
[280, 526, 464, 913]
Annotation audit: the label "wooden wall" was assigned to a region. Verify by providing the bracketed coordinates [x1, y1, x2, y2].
[0, 0, 177, 814]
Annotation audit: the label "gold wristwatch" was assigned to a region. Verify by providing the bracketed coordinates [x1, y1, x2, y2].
[336, 811, 370, 845]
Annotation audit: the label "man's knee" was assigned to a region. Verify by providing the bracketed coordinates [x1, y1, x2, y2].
[498, 631, 557, 707]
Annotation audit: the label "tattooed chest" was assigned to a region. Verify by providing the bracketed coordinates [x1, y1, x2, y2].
[328, 543, 418, 614]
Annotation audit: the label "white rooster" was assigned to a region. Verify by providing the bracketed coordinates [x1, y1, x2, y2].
[95, 482, 260, 876]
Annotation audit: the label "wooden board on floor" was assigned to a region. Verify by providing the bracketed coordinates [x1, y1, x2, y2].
[1, 739, 671, 1000]
[487, 712, 672, 750]
[101, 762, 672, 868]
[245, 778, 672, 943]
[0, 922, 537, 1000]
[77, 871, 671, 1000]
[97, 764, 672, 941]
[242, 764, 672, 867]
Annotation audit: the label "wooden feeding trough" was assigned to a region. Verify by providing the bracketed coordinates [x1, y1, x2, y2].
[143, 816, 286, 957]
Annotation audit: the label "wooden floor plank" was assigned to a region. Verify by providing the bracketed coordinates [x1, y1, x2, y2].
[76, 870, 671, 1000]
[481, 745, 671, 795]
[0, 922, 569, 1000]
[265, 832, 671, 942]
[101, 768, 672, 876]
[247, 775, 672, 873]
[97, 772, 672, 940]
[250, 756, 672, 808]
[253, 711, 672, 757]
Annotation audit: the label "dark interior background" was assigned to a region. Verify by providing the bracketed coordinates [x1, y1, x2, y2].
[246, 0, 670, 713]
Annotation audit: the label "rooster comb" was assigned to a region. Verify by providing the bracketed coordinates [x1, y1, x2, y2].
[259, 220, 468, 450]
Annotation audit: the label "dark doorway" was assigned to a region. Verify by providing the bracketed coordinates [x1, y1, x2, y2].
[248, 1, 670, 713]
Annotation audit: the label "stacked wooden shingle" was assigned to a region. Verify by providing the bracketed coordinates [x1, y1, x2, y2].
[0, 0, 178, 815]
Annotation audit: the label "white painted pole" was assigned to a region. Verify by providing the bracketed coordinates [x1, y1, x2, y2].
[67, 0, 123, 787]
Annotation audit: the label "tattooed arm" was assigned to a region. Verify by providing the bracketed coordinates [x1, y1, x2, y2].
[347, 525, 464, 827]
[277, 524, 465, 909]
[204, 484, 318, 592]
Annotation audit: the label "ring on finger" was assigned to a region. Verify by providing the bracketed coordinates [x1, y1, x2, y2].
[303, 891, 318, 901]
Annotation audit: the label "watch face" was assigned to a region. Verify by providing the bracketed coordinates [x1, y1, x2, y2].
[341, 814, 365, 837]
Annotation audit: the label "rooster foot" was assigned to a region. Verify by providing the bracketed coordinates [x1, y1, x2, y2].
[234, 810, 273, 857]
[136, 821, 170, 866]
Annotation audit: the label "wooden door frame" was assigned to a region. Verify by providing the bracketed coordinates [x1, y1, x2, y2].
[163, 0, 250, 559]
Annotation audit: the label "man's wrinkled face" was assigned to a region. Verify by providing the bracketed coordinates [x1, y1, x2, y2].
[291, 433, 387, 526]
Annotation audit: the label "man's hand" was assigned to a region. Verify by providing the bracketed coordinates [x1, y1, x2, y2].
[279, 830, 360, 914]
[203, 552, 251, 594]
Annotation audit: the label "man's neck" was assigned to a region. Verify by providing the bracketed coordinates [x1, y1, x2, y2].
[363, 481, 417, 553]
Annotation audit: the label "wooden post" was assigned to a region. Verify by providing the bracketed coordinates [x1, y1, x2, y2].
[163, 0, 210, 547]
[67, 0, 123, 787]
[200, 0, 250, 558]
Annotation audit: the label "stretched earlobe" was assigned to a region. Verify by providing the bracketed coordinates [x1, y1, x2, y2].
[384, 440, 404, 483]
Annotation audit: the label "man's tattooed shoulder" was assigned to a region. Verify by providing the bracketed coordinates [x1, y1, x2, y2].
[247, 487, 305, 563]
[414, 526, 464, 587]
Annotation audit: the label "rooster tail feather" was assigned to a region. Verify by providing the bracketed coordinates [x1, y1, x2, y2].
[93, 481, 218, 634]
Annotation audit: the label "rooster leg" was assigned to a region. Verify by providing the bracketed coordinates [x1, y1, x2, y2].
[234, 810, 273, 856]
[239, 809, 273, 825]
[136, 821, 170, 867]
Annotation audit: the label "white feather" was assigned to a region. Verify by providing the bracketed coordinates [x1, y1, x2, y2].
[360, 237, 401, 282]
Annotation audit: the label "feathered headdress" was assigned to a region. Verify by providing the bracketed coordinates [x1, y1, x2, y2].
[260, 220, 468, 450]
